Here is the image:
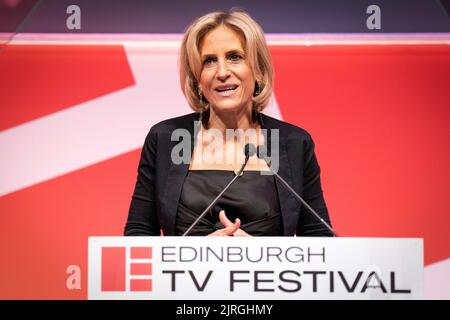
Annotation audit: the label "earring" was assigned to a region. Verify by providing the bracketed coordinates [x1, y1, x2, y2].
[198, 88, 204, 104]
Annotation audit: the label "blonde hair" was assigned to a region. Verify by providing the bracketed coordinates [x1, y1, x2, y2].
[179, 10, 274, 114]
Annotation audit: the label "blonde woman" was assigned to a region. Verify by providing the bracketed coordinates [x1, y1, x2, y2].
[125, 10, 332, 237]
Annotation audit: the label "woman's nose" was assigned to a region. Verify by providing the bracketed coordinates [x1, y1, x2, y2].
[216, 60, 230, 80]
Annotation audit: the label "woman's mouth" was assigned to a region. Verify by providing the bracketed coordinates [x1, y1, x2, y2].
[215, 85, 238, 97]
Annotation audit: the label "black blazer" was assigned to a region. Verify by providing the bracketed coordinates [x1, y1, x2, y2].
[124, 112, 333, 236]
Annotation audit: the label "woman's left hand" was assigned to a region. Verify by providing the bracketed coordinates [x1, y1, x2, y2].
[219, 210, 251, 237]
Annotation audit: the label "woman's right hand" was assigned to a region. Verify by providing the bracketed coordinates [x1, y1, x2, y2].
[207, 214, 241, 236]
[207, 210, 251, 236]
[218, 210, 251, 237]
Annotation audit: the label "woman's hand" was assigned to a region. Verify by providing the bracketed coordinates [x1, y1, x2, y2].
[218, 210, 251, 237]
[207, 213, 241, 236]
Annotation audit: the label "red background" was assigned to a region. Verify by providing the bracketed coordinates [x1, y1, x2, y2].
[0, 44, 449, 298]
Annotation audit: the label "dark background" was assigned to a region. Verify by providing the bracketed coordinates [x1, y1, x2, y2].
[1, 0, 449, 34]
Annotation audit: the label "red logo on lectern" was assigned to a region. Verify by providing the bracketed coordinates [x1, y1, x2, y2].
[101, 247, 153, 292]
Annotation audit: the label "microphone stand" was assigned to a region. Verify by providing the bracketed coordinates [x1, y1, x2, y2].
[262, 156, 338, 237]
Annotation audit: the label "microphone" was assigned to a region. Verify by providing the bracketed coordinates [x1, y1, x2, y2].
[257, 146, 338, 237]
[182, 143, 256, 236]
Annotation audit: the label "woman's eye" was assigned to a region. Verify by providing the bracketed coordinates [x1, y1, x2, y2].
[229, 54, 242, 61]
[203, 58, 214, 66]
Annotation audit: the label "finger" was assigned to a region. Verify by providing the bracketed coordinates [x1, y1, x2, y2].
[219, 210, 234, 227]
[224, 218, 241, 235]
[207, 229, 229, 237]
[233, 228, 251, 237]
[219, 211, 247, 236]
[207, 218, 240, 236]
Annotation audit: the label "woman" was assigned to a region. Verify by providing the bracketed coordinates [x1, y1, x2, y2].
[124, 10, 333, 237]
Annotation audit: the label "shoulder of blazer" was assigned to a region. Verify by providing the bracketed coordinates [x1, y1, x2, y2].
[261, 113, 313, 144]
[148, 112, 199, 136]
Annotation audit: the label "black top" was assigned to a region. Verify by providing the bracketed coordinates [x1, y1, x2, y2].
[175, 170, 282, 236]
[124, 112, 333, 237]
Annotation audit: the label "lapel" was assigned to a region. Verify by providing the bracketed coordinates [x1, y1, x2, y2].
[262, 114, 300, 236]
[162, 113, 200, 235]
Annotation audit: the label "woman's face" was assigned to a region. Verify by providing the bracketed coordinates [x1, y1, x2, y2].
[199, 26, 255, 115]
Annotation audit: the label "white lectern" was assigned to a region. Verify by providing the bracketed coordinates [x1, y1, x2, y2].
[88, 237, 423, 300]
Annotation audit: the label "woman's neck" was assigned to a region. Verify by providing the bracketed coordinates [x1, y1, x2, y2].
[207, 107, 255, 133]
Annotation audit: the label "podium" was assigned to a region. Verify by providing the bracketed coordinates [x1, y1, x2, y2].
[88, 237, 423, 300]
